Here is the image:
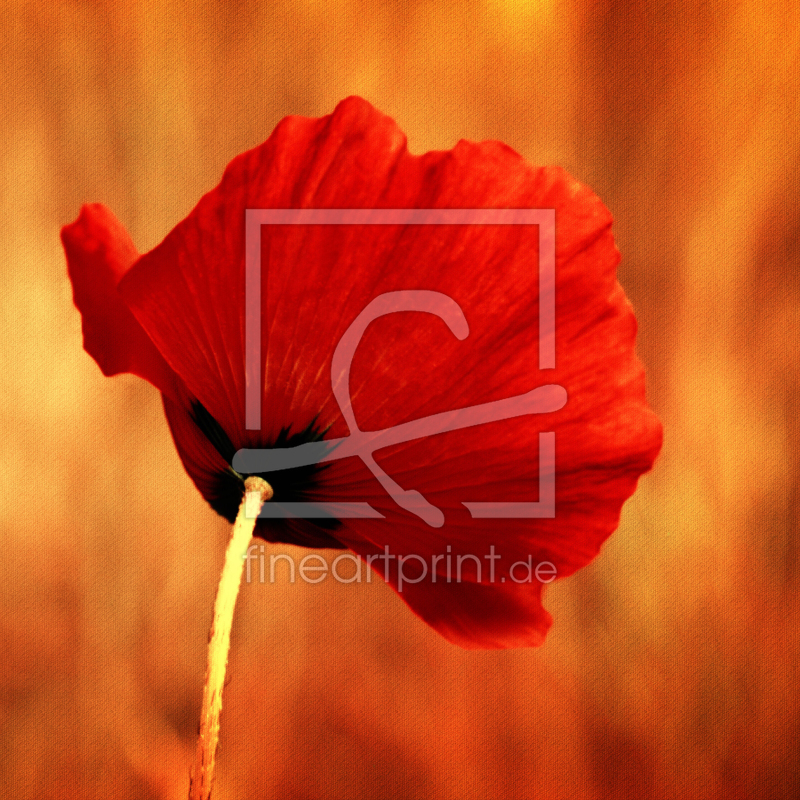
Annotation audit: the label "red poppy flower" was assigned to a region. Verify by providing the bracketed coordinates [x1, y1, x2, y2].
[63, 96, 662, 650]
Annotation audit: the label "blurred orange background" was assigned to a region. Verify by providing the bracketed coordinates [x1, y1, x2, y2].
[2, 1, 799, 798]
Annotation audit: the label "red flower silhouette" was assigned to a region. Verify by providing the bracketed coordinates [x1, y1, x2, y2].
[63, 97, 662, 649]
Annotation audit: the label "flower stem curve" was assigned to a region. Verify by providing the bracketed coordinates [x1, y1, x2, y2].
[189, 476, 272, 800]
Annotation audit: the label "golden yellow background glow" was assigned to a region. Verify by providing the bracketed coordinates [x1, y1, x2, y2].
[2, 1, 799, 797]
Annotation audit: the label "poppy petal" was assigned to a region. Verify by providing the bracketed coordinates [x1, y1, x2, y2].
[343, 537, 552, 650]
[113, 97, 661, 647]
[62, 204, 181, 402]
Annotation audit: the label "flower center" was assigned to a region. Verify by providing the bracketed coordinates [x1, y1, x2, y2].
[190, 401, 345, 549]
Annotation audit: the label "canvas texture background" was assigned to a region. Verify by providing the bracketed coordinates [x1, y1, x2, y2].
[1, 1, 798, 798]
